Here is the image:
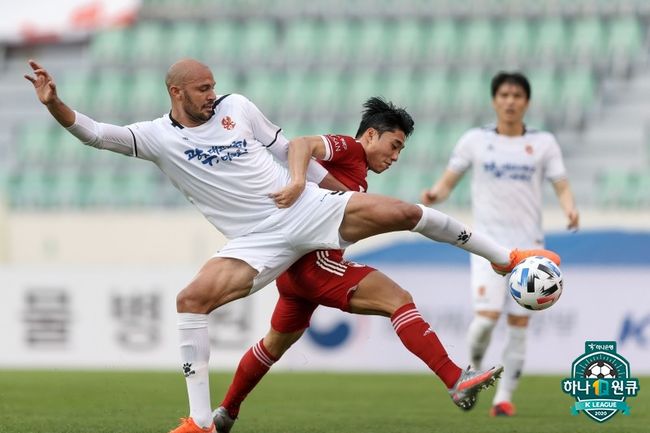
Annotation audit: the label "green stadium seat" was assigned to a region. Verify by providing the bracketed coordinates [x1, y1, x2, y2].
[460, 19, 496, 63]
[389, 20, 425, 64]
[533, 18, 568, 64]
[128, 70, 169, 118]
[202, 21, 241, 64]
[498, 19, 533, 64]
[560, 69, 595, 125]
[16, 124, 53, 161]
[282, 20, 322, 67]
[630, 172, 650, 208]
[527, 69, 557, 116]
[379, 70, 416, 107]
[90, 28, 130, 64]
[92, 72, 129, 117]
[412, 69, 450, 115]
[50, 168, 84, 208]
[405, 124, 440, 169]
[215, 68, 240, 97]
[238, 21, 277, 65]
[57, 71, 95, 113]
[319, 20, 356, 66]
[166, 22, 204, 62]
[121, 170, 159, 206]
[448, 173, 471, 208]
[343, 71, 382, 116]
[569, 18, 606, 63]
[607, 17, 644, 75]
[423, 20, 459, 63]
[241, 72, 286, 117]
[128, 22, 168, 65]
[353, 19, 391, 65]
[452, 70, 489, 115]
[303, 70, 346, 117]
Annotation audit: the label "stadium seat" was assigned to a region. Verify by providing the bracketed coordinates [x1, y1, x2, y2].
[453, 70, 489, 115]
[607, 16, 644, 75]
[424, 19, 459, 63]
[598, 170, 633, 208]
[128, 70, 169, 118]
[353, 19, 392, 67]
[378, 69, 416, 108]
[527, 69, 557, 121]
[16, 125, 53, 161]
[282, 20, 322, 68]
[202, 21, 242, 65]
[90, 28, 130, 65]
[128, 22, 168, 65]
[319, 20, 356, 67]
[241, 71, 286, 118]
[412, 69, 450, 115]
[460, 19, 496, 64]
[559, 69, 596, 126]
[343, 71, 382, 117]
[533, 18, 568, 64]
[166, 22, 204, 62]
[56, 71, 95, 113]
[498, 19, 533, 65]
[92, 72, 129, 118]
[389, 20, 425, 64]
[303, 70, 346, 119]
[569, 18, 606, 64]
[238, 21, 278, 66]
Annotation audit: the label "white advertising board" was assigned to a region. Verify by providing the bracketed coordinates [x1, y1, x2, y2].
[1, 265, 648, 374]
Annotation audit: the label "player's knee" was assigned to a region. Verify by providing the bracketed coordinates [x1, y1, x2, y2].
[176, 282, 213, 314]
[399, 203, 423, 229]
[395, 289, 413, 309]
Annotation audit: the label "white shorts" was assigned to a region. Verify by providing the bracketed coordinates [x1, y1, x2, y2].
[214, 184, 354, 293]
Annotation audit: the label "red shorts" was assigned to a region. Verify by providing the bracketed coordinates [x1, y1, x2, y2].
[271, 249, 376, 333]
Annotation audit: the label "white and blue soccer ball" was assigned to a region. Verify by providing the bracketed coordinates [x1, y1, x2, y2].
[508, 256, 563, 311]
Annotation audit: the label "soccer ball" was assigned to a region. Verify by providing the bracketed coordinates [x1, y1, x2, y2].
[508, 256, 563, 311]
[585, 361, 617, 379]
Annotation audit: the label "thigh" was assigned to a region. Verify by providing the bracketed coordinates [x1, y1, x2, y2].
[271, 280, 319, 333]
[339, 193, 421, 243]
[178, 256, 259, 313]
[214, 230, 303, 294]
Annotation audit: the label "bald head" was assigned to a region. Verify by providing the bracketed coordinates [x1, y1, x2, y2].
[165, 58, 213, 92]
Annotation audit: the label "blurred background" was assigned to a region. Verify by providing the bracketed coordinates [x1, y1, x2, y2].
[0, 0, 648, 374]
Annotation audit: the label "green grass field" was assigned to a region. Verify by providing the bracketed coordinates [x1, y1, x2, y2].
[0, 371, 647, 433]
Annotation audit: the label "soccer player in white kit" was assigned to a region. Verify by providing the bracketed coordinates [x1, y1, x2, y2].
[422, 72, 579, 417]
[27, 59, 560, 433]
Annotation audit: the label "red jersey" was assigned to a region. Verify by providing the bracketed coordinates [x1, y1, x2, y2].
[318, 134, 368, 192]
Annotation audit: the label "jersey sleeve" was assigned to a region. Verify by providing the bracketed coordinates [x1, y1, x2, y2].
[242, 96, 283, 149]
[124, 119, 162, 162]
[319, 135, 359, 162]
[543, 134, 568, 182]
[447, 129, 475, 173]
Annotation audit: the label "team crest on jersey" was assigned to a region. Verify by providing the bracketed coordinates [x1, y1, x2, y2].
[221, 116, 236, 130]
[525, 144, 534, 154]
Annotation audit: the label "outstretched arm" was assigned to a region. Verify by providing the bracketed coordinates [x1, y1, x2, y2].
[421, 169, 463, 205]
[25, 59, 139, 157]
[269, 136, 327, 208]
[553, 178, 579, 230]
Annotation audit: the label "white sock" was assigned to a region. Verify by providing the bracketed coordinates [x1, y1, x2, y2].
[411, 205, 510, 265]
[493, 325, 527, 404]
[467, 315, 498, 370]
[178, 313, 213, 429]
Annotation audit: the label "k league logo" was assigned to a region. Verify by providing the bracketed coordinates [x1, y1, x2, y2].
[561, 341, 640, 423]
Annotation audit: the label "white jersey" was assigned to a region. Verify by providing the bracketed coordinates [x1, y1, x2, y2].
[69, 94, 306, 239]
[447, 125, 567, 247]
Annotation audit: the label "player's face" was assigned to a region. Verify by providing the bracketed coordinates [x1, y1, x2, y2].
[366, 129, 406, 173]
[492, 83, 529, 124]
[180, 71, 217, 123]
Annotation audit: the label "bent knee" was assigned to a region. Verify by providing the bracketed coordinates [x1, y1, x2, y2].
[399, 203, 423, 229]
[176, 282, 215, 314]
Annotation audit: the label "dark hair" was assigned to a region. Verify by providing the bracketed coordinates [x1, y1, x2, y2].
[355, 97, 415, 139]
[491, 72, 531, 100]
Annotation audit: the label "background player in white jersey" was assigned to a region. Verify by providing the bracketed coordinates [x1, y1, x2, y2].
[27, 59, 559, 433]
[421, 72, 579, 417]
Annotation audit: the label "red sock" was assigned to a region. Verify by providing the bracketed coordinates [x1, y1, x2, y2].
[391, 303, 462, 389]
[220, 339, 278, 418]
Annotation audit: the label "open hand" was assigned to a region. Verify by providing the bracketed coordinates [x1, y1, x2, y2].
[24, 59, 58, 105]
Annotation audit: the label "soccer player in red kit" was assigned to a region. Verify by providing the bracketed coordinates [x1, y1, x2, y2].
[212, 98, 504, 432]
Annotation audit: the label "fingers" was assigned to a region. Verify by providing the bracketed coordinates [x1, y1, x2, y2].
[28, 59, 43, 71]
[24, 74, 36, 84]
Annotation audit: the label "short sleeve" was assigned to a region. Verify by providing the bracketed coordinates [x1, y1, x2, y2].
[320, 135, 359, 162]
[124, 120, 162, 162]
[447, 129, 476, 173]
[242, 97, 283, 148]
[543, 134, 568, 181]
